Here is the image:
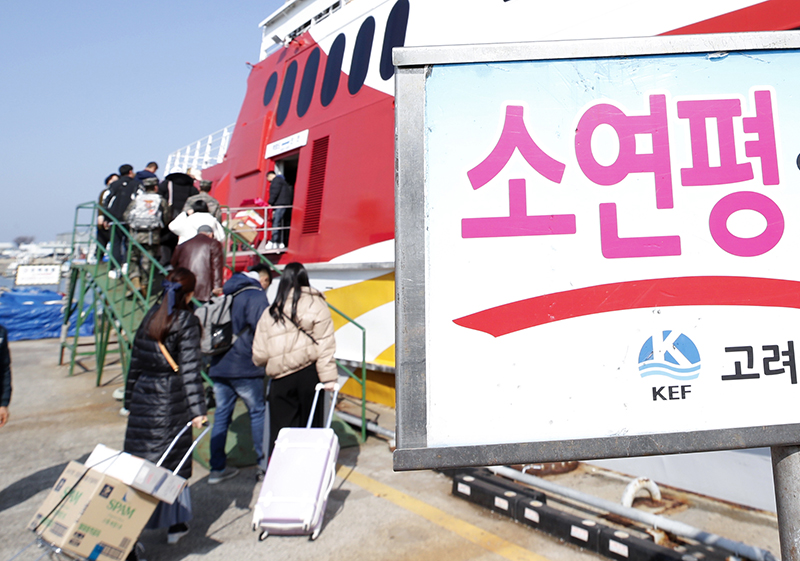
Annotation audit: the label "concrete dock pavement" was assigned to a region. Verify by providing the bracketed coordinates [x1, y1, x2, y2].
[0, 338, 781, 561]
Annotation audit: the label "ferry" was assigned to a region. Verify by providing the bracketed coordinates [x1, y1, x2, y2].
[164, 0, 800, 512]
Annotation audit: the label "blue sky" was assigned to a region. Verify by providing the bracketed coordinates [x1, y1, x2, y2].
[0, 0, 284, 244]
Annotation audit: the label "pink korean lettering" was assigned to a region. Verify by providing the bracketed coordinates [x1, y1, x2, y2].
[599, 203, 681, 259]
[678, 90, 778, 186]
[462, 106, 575, 239]
[462, 89, 783, 257]
[576, 94, 673, 209]
[576, 95, 680, 258]
[678, 98, 753, 186]
[743, 90, 779, 185]
[467, 105, 565, 188]
[708, 191, 784, 257]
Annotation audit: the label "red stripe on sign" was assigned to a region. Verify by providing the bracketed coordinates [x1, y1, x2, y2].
[453, 277, 800, 338]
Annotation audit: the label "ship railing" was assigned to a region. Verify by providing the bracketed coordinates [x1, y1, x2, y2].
[221, 205, 293, 254]
[164, 123, 235, 175]
[62, 201, 370, 442]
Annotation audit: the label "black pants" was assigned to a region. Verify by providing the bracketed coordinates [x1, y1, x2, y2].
[96, 227, 111, 259]
[111, 231, 126, 269]
[268, 363, 323, 454]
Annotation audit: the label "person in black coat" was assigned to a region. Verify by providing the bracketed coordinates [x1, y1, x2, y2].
[267, 170, 293, 247]
[124, 267, 207, 547]
[0, 324, 11, 428]
[158, 172, 199, 264]
[104, 164, 142, 270]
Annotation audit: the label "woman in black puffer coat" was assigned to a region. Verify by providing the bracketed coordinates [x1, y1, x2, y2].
[123, 267, 207, 549]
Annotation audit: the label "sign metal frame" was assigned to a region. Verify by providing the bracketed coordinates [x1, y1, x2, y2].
[393, 30, 800, 472]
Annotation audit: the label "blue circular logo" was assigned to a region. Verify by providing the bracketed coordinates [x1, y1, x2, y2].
[638, 331, 701, 380]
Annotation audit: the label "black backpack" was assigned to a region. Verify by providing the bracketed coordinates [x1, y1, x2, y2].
[194, 286, 260, 356]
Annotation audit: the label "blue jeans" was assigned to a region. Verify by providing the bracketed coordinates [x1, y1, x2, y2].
[272, 207, 291, 246]
[209, 377, 266, 472]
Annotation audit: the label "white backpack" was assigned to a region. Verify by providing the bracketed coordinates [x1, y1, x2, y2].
[127, 193, 163, 230]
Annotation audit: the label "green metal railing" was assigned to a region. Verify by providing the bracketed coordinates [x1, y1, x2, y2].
[61, 201, 370, 441]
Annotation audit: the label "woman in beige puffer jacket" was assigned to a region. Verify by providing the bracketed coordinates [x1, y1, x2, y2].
[252, 262, 336, 452]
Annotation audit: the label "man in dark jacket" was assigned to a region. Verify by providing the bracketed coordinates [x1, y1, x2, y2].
[104, 164, 143, 272]
[134, 161, 159, 182]
[207, 268, 271, 483]
[267, 171, 293, 248]
[159, 172, 199, 264]
[170, 226, 223, 303]
[0, 324, 11, 428]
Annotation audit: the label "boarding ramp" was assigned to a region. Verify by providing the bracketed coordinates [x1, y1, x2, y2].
[59, 201, 370, 440]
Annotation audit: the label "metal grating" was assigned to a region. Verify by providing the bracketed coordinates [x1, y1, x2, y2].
[302, 136, 329, 234]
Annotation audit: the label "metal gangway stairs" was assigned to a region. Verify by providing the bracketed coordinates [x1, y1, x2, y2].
[59, 201, 371, 440]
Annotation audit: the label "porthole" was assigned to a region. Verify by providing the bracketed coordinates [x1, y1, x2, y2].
[276, 61, 298, 126]
[297, 48, 320, 117]
[263, 72, 278, 106]
[321, 34, 346, 107]
[348, 16, 375, 95]
[380, 0, 409, 80]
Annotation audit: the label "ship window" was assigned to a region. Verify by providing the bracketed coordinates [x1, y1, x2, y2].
[263, 72, 278, 106]
[380, 0, 410, 80]
[303, 136, 330, 235]
[297, 48, 320, 118]
[276, 61, 298, 126]
[321, 34, 346, 107]
[313, 1, 341, 24]
[349, 16, 375, 95]
[288, 20, 312, 41]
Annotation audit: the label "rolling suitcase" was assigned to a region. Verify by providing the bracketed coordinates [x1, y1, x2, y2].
[252, 383, 340, 541]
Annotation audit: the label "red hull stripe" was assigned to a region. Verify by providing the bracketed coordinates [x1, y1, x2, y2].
[662, 0, 800, 34]
[453, 276, 800, 337]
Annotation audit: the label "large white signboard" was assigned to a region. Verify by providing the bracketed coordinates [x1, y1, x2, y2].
[394, 32, 800, 470]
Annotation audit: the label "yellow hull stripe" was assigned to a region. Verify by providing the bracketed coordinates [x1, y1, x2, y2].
[337, 465, 553, 561]
[325, 272, 395, 331]
[374, 344, 395, 366]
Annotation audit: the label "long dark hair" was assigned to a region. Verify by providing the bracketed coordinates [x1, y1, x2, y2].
[269, 262, 309, 324]
[148, 268, 196, 342]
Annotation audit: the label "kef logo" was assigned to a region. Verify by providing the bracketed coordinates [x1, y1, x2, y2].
[638, 331, 701, 380]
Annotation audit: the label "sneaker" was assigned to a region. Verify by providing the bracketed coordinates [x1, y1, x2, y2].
[208, 466, 239, 484]
[108, 270, 118, 279]
[121, 263, 129, 275]
[166, 523, 189, 545]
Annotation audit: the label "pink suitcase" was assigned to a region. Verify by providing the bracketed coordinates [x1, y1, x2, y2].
[252, 383, 340, 541]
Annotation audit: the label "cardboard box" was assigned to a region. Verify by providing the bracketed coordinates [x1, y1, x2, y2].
[29, 461, 158, 560]
[86, 444, 186, 504]
[233, 220, 258, 243]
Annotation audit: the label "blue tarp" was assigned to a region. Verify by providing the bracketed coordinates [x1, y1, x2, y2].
[0, 288, 94, 341]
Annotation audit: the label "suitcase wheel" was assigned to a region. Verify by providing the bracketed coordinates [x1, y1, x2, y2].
[259, 530, 269, 541]
[252, 523, 257, 532]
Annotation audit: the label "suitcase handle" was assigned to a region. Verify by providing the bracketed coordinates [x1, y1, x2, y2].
[307, 383, 340, 429]
[156, 421, 211, 474]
